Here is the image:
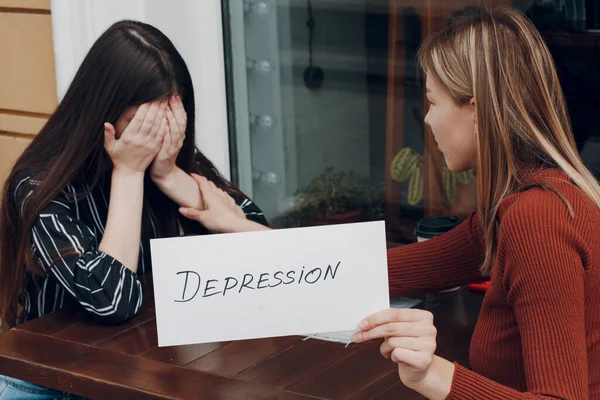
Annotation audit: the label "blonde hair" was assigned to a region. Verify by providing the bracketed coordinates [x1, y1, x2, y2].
[418, 7, 600, 274]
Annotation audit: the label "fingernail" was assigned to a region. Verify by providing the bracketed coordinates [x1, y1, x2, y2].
[359, 320, 368, 330]
[351, 332, 360, 342]
[179, 208, 187, 215]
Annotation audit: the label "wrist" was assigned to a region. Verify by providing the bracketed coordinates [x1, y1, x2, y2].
[411, 356, 455, 400]
[150, 165, 179, 183]
[112, 167, 145, 180]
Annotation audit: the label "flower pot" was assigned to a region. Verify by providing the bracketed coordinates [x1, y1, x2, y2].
[308, 208, 364, 226]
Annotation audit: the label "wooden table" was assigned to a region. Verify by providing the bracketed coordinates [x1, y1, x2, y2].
[0, 272, 483, 399]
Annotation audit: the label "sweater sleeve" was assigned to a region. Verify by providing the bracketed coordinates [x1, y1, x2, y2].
[447, 196, 589, 399]
[387, 211, 486, 294]
[20, 180, 143, 324]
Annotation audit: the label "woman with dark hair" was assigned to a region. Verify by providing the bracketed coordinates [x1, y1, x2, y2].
[0, 20, 267, 398]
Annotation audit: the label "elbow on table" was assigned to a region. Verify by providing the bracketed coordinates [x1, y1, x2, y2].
[84, 297, 144, 326]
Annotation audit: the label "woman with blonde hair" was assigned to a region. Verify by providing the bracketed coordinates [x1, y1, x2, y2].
[351, 6, 600, 399]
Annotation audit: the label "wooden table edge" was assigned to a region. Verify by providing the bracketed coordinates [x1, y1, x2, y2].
[0, 329, 320, 399]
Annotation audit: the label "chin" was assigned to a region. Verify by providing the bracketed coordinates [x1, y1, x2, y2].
[445, 159, 472, 173]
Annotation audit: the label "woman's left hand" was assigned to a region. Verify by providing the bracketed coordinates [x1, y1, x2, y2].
[150, 95, 187, 180]
[351, 308, 454, 398]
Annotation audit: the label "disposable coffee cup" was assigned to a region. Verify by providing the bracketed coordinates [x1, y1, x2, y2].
[415, 216, 461, 292]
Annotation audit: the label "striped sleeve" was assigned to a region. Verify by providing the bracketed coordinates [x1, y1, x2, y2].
[20, 181, 143, 324]
[237, 196, 269, 227]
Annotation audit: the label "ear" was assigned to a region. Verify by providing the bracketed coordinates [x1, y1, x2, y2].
[469, 97, 478, 134]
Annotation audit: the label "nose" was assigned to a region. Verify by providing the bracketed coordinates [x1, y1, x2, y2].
[424, 108, 431, 127]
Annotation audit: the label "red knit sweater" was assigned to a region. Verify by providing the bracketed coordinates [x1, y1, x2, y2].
[387, 169, 600, 399]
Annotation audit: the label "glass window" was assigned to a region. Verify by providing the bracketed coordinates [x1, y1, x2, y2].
[222, 0, 600, 243]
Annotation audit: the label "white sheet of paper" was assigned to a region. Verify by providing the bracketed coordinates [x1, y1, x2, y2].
[150, 221, 389, 347]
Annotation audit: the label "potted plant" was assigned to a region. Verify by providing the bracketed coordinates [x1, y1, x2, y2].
[285, 167, 383, 226]
[390, 147, 474, 208]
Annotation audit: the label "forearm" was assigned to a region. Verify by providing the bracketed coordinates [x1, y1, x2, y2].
[388, 211, 485, 291]
[98, 169, 145, 273]
[152, 167, 203, 209]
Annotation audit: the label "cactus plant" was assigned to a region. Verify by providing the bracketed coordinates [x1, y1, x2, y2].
[391, 147, 474, 207]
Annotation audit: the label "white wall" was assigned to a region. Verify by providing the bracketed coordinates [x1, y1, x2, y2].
[50, 0, 231, 178]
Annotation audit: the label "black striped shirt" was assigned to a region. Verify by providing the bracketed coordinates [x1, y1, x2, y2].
[13, 175, 267, 325]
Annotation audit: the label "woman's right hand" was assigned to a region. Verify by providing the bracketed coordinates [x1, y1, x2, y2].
[179, 174, 269, 233]
[104, 100, 167, 174]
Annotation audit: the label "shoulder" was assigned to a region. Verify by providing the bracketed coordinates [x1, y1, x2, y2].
[10, 170, 87, 216]
[10, 171, 40, 206]
[496, 171, 597, 266]
[499, 170, 594, 230]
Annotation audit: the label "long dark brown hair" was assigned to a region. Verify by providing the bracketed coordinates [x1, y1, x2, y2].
[0, 20, 241, 328]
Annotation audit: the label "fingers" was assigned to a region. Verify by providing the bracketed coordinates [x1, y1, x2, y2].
[147, 101, 167, 141]
[219, 188, 237, 212]
[352, 310, 434, 343]
[165, 106, 180, 147]
[380, 336, 435, 358]
[190, 174, 243, 216]
[360, 309, 432, 331]
[353, 322, 428, 343]
[226, 192, 237, 209]
[179, 207, 205, 223]
[124, 103, 150, 136]
[160, 116, 171, 149]
[169, 95, 187, 134]
[208, 180, 220, 195]
[390, 348, 433, 371]
[137, 101, 161, 137]
[103, 122, 116, 148]
[170, 106, 185, 150]
[191, 173, 217, 207]
[207, 180, 225, 205]
[191, 173, 211, 190]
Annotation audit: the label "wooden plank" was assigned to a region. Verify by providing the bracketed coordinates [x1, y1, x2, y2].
[237, 338, 361, 388]
[0, 330, 312, 399]
[0, 13, 57, 114]
[288, 340, 396, 398]
[385, 0, 433, 236]
[16, 306, 83, 336]
[0, 133, 31, 192]
[140, 342, 228, 366]
[0, 0, 50, 10]
[55, 297, 157, 345]
[346, 370, 424, 400]
[376, 380, 426, 400]
[0, 111, 47, 135]
[98, 319, 159, 356]
[384, 0, 405, 236]
[186, 336, 301, 377]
